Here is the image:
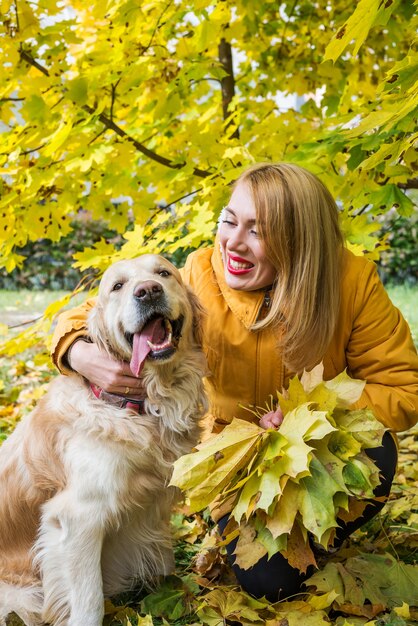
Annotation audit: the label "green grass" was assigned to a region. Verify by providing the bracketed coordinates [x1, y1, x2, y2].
[0, 290, 71, 312]
[386, 283, 418, 346]
[0, 290, 84, 327]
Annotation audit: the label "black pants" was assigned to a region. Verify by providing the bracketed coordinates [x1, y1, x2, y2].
[218, 431, 397, 602]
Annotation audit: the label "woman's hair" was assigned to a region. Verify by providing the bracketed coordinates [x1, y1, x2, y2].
[236, 162, 344, 373]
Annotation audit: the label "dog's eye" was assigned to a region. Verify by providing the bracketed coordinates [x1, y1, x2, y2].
[158, 270, 171, 277]
[112, 282, 124, 291]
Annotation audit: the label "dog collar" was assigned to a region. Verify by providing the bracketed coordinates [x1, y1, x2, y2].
[90, 383, 147, 414]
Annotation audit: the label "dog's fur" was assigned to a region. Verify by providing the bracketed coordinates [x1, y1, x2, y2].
[0, 255, 207, 626]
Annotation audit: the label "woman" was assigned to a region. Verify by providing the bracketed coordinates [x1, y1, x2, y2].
[52, 163, 418, 601]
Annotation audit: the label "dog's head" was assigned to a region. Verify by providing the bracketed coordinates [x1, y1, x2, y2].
[88, 255, 204, 376]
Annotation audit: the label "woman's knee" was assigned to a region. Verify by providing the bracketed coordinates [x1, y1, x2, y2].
[218, 516, 312, 601]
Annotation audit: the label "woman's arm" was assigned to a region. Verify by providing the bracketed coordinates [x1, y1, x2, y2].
[347, 261, 418, 432]
[51, 298, 95, 374]
[66, 340, 145, 397]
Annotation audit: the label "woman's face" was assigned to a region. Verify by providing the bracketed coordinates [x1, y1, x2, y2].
[218, 181, 277, 291]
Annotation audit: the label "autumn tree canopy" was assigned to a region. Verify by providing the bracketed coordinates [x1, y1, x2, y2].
[0, 0, 417, 279]
[1, 4, 418, 620]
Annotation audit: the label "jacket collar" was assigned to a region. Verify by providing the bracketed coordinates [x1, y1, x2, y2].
[211, 233, 269, 330]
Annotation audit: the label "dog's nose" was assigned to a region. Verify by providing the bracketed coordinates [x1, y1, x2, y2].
[134, 281, 163, 302]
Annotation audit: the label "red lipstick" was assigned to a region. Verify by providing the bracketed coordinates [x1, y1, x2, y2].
[227, 254, 254, 275]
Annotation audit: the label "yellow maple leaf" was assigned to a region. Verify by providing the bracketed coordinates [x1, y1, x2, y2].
[170, 418, 263, 512]
[233, 523, 268, 570]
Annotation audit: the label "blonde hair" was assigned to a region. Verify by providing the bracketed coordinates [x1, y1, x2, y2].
[236, 162, 344, 372]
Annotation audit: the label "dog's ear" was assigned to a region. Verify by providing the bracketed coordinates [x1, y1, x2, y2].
[186, 286, 206, 347]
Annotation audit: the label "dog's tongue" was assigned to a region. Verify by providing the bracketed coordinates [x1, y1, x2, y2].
[130, 317, 165, 377]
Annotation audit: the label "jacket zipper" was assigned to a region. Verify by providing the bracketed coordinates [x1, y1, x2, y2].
[256, 291, 271, 322]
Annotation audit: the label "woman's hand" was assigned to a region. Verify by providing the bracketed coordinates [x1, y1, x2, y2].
[259, 406, 284, 430]
[67, 340, 146, 399]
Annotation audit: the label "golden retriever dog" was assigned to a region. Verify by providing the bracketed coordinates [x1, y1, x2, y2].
[0, 254, 207, 626]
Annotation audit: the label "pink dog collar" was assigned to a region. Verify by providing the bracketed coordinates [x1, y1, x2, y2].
[90, 383, 147, 414]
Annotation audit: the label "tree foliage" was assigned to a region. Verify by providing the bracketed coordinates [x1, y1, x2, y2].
[0, 0, 417, 288]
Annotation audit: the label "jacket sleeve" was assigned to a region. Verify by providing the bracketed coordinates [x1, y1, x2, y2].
[347, 261, 418, 432]
[51, 298, 96, 375]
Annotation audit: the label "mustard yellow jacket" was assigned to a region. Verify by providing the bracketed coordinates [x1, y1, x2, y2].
[52, 244, 418, 434]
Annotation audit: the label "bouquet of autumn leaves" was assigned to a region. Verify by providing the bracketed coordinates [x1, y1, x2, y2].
[170, 364, 386, 573]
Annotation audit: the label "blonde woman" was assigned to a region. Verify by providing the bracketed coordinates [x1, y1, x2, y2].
[52, 163, 418, 600]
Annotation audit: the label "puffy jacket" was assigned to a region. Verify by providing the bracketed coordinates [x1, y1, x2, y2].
[52, 244, 418, 434]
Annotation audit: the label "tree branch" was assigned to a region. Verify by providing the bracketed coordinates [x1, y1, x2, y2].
[84, 105, 210, 177]
[110, 79, 121, 123]
[13, 0, 20, 33]
[144, 187, 202, 232]
[397, 178, 418, 190]
[141, 0, 173, 54]
[218, 37, 239, 139]
[19, 50, 212, 179]
[20, 48, 49, 76]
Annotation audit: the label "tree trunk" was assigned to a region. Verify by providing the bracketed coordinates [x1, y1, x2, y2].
[218, 38, 239, 139]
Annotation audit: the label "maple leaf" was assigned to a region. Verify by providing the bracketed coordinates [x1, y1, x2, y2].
[197, 588, 273, 626]
[281, 523, 317, 573]
[265, 599, 331, 626]
[170, 419, 265, 512]
[0, 0, 415, 290]
[233, 522, 268, 570]
[171, 366, 386, 570]
[306, 553, 418, 614]
[140, 574, 199, 621]
[324, 0, 396, 62]
[297, 457, 343, 544]
[72, 239, 117, 272]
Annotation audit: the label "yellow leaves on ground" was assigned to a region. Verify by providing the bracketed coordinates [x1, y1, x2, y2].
[306, 553, 418, 617]
[197, 587, 333, 626]
[197, 588, 274, 626]
[0, 355, 54, 440]
[104, 600, 154, 626]
[171, 364, 386, 571]
[265, 601, 331, 626]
